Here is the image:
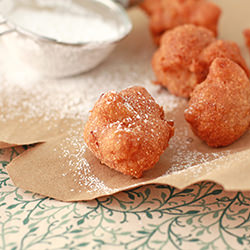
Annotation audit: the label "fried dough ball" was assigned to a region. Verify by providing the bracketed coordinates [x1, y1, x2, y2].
[84, 86, 174, 178]
[153, 25, 250, 98]
[243, 29, 250, 54]
[152, 25, 214, 97]
[184, 58, 250, 147]
[141, 0, 221, 45]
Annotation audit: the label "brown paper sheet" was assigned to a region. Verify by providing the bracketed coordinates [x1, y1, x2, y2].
[2, 1, 250, 201]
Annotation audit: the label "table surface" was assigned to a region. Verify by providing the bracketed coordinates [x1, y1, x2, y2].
[1, 147, 250, 250]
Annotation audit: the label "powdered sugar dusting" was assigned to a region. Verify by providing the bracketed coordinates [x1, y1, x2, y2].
[145, 85, 186, 114]
[165, 125, 231, 176]
[57, 128, 114, 193]
[8, 2, 119, 43]
[0, 80, 91, 124]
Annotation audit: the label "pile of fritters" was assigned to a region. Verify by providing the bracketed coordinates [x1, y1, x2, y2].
[84, 2, 250, 178]
[151, 22, 250, 147]
[152, 24, 249, 98]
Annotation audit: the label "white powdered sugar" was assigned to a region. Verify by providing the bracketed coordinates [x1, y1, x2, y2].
[165, 126, 231, 176]
[0, 80, 91, 123]
[58, 128, 114, 193]
[0, 0, 130, 77]
[8, 4, 119, 43]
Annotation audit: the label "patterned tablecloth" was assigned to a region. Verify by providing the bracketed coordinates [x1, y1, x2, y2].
[1, 147, 250, 250]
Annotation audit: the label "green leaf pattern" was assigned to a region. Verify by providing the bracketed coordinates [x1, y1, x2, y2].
[1, 147, 250, 249]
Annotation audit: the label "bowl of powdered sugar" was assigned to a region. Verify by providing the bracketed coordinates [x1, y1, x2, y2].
[0, 0, 132, 77]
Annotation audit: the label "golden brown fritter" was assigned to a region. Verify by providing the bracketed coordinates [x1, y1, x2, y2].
[243, 29, 250, 54]
[152, 25, 250, 98]
[152, 25, 215, 98]
[184, 58, 250, 147]
[141, 0, 221, 45]
[84, 86, 174, 178]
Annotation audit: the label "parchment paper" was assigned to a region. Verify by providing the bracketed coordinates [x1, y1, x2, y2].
[2, 1, 250, 201]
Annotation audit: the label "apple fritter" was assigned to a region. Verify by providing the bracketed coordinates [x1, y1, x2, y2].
[84, 86, 174, 178]
[185, 58, 250, 147]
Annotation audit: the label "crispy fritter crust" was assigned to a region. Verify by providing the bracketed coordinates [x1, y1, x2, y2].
[152, 25, 250, 98]
[201, 40, 250, 77]
[84, 86, 174, 178]
[152, 25, 215, 97]
[141, 0, 221, 45]
[184, 58, 250, 147]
